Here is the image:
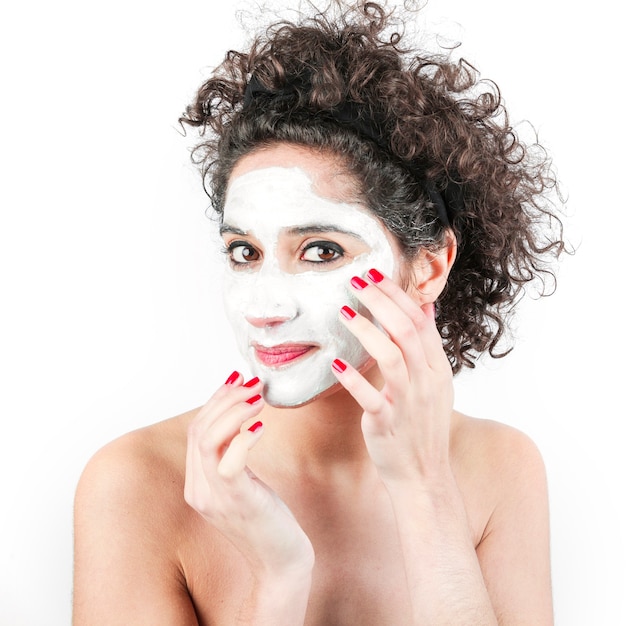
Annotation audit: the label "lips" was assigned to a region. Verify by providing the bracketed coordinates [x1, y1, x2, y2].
[253, 343, 317, 368]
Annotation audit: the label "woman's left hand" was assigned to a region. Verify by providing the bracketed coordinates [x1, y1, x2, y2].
[332, 269, 455, 485]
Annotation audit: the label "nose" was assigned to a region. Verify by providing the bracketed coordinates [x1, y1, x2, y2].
[245, 314, 294, 329]
[241, 271, 298, 329]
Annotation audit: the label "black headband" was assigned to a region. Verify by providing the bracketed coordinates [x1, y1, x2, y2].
[242, 74, 464, 227]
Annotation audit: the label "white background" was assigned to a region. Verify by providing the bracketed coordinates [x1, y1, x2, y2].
[1, 0, 624, 624]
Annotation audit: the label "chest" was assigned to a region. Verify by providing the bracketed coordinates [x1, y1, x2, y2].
[177, 464, 487, 625]
[180, 486, 415, 625]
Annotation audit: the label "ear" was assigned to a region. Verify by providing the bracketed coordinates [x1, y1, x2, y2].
[405, 230, 457, 305]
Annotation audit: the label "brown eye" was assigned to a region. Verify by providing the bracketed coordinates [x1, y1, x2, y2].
[229, 243, 260, 264]
[300, 242, 344, 263]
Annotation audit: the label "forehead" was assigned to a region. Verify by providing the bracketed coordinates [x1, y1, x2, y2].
[228, 143, 360, 203]
[223, 146, 386, 242]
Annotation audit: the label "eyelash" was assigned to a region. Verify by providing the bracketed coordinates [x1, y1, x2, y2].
[223, 240, 260, 267]
[222, 240, 345, 267]
[300, 241, 344, 264]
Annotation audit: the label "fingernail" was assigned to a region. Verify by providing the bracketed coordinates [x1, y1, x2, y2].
[225, 371, 239, 385]
[248, 420, 263, 433]
[350, 276, 368, 290]
[340, 305, 357, 320]
[367, 268, 384, 283]
[243, 376, 260, 388]
[332, 358, 347, 373]
[245, 394, 262, 405]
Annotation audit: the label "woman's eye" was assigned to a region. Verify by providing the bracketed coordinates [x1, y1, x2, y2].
[227, 242, 261, 264]
[300, 242, 344, 263]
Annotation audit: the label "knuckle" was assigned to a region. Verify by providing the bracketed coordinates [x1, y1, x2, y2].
[395, 318, 417, 343]
[197, 434, 218, 457]
[368, 397, 387, 415]
[187, 419, 204, 441]
[216, 462, 237, 481]
[380, 345, 404, 371]
[412, 313, 429, 331]
[215, 456, 235, 478]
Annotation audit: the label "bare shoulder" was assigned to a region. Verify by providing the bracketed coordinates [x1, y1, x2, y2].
[76, 408, 198, 508]
[451, 412, 547, 490]
[449, 412, 550, 546]
[450, 415, 553, 622]
[74, 407, 203, 548]
[73, 408, 202, 625]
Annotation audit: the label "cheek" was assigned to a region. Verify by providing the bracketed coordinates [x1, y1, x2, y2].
[352, 229, 397, 277]
[301, 269, 348, 306]
[221, 272, 255, 344]
[222, 273, 248, 314]
[292, 266, 362, 344]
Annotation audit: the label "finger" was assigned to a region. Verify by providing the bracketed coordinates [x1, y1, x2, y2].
[331, 357, 388, 418]
[189, 375, 263, 444]
[339, 304, 410, 394]
[197, 392, 264, 463]
[366, 269, 449, 371]
[185, 424, 212, 508]
[184, 393, 264, 508]
[217, 421, 264, 480]
[188, 371, 243, 433]
[348, 275, 426, 375]
[365, 269, 423, 320]
[356, 270, 450, 372]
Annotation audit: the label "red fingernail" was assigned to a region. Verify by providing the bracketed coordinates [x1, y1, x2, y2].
[350, 276, 368, 290]
[332, 358, 347, 373]
[243, 376, 260, 388]
[367, 268, 384, 283]
[248, 420, 263, 433]
[341, 305, 357, 320]
[225, 371, 239, 385]
[246, 394, 262, 405]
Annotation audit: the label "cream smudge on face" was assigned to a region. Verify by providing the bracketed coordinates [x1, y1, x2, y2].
[221, 166, 395, 407]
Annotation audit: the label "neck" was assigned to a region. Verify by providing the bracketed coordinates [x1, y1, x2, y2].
[249, 364, 384, 481]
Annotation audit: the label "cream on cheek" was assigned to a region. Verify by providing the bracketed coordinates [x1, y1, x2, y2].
[221, 166, 396, 407]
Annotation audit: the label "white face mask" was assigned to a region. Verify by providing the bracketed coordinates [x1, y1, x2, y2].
[221, 165, 396, 407]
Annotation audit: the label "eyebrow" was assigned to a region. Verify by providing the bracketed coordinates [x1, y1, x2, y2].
[285, 224, 366, 242]
[219, 222, 367, 242]
[219, 224, 248, 236]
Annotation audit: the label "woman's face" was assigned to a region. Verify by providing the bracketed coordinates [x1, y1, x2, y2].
[221, 144, 398, 407]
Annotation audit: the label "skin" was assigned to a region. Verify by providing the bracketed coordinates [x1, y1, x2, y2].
[73, 144, 553, 625]
[221, 164, 396, 407]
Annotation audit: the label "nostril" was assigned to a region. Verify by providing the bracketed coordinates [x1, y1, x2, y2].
[245, 315, 292, 329]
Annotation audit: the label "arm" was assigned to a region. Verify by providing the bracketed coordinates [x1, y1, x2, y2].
[74, 374, 314, 626]
[385, 472, 497, 625]
[235, 570, 313, 624]
[333, 268, 552, 624]
[475, 428, 553, 624]
[184, 372, 314, 625]
[385, 429, 552, 625]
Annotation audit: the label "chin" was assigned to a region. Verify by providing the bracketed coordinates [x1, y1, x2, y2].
[261, 355, 380, 408]
[262, 378, 344, 408]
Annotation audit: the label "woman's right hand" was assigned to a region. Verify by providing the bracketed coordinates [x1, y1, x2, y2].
[184, 371, 315, 579]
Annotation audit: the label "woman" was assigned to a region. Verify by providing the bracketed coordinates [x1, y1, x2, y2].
[73, 2, 564, 623]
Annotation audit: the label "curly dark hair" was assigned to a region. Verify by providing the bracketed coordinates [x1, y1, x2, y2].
[179, 0, 566, 373]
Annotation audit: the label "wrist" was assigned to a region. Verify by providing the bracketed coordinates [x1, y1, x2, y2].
[383, 466, 467, 522]
[381, 460, 457, 496]
[247, 540, 315, 579]
[241, 566, 313, 625]
[255, 558, 315, 585]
